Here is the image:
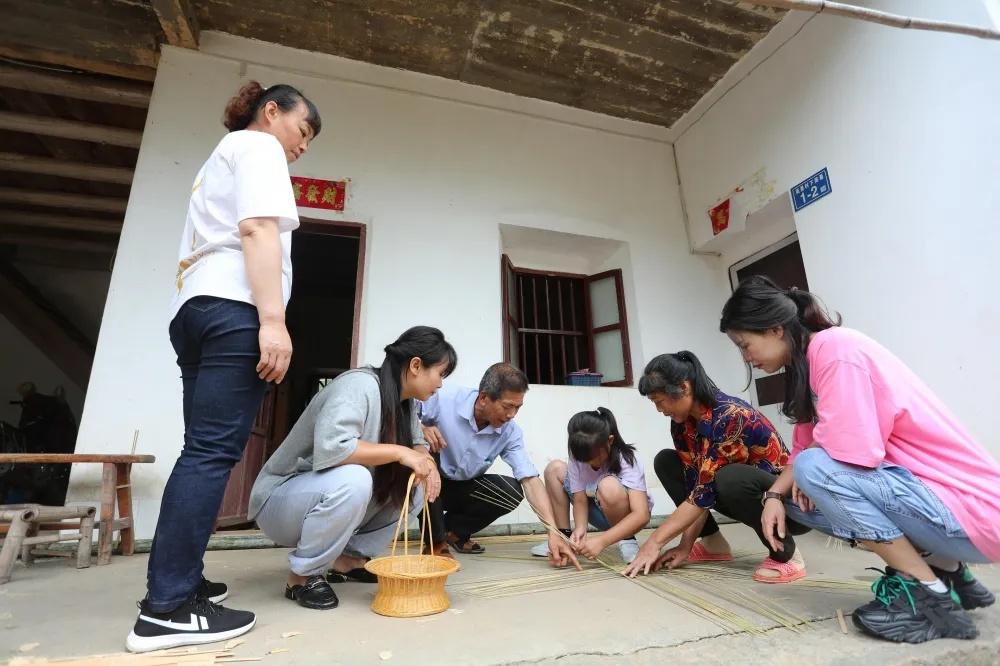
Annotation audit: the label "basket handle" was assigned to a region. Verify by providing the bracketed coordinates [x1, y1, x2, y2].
[389, 472, 435, 558]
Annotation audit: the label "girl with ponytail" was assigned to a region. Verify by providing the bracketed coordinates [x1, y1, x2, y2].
[129, 82, 323, 652]
[250, 327, 457, 611]
[530, 407, 653, 563]
[721, 276, 1000, 644]
[623, 350, 812, 585]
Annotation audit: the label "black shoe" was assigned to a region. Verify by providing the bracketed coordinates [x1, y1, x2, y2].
[930, 563, 996, 610]
[126, 596, 255, 653]
[285, 575, 339, 610]
[196, 576, 229, 603]
[852, 569, 978, 643]
[327, 567, 379, 584]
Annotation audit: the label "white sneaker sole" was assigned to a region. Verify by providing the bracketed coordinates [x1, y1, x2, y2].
[125, 617, 255, 653]
[208, 591, 228, 603]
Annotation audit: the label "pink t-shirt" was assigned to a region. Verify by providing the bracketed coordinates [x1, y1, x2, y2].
[567, 453, 654, 511]
[791, 327, 1000, 561]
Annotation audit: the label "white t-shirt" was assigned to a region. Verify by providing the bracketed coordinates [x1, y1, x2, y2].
[170, 130, 299, 319]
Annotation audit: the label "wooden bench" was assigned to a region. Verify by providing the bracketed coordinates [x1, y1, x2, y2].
[0, 504, 96, 583]
[0, 454, 155, 566]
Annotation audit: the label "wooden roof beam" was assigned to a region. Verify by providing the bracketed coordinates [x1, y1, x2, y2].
[152, 0, 200, 49]
[0, 233, 117, 255]
[0, 152, 134, 185]
[0, 111, 142, 148]
[0, 260, 95, 387]
[0, 44, 156, 82]
[0, 212, 122, 235]
[0, 188, 128, 215]
[6, 245, 113, 272]
[0, 63, 151, 108]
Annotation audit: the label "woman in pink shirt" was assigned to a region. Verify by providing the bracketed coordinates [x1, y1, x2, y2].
[720, 276, 998, 644]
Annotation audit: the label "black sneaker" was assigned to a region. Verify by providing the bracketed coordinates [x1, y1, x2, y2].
[196, 576, 229, 603]
[852, 569, 978, 643]
[930, 563, 996, 610]
[126, 596, 255, 653]
[285, 575, 339, 610]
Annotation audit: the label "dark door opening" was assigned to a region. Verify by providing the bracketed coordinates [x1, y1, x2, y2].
[216, 219, 365, 527]
[729, 234, 808, 408]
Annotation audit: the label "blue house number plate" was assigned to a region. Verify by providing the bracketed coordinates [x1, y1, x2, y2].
[790, 168, 831, 211]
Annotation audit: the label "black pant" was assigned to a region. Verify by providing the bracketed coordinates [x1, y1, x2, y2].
[654, 449, 810, 562]
[425, 473, 523, 542]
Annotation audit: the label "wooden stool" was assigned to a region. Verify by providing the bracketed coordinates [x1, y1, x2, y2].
[0, 454, 155, 565]
[0, 504, 96, 583]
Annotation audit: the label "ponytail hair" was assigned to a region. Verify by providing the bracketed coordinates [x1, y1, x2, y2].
[372, 326, 457, 505]
[567, 407, 636, 476]
[637, 350, 719, 408]
[222, 80, 322, 136]
[719, 275, 840, 424]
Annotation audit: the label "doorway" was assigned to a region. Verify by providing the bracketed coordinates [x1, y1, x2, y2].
[216, 219, 365, 527]
[728, 233, 807, 443]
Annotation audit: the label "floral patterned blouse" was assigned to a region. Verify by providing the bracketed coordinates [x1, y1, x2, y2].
[670, 391, 788, 509]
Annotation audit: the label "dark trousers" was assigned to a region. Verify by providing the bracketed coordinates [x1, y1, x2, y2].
[654, 449, 810, 562]
[146, 296, 268, 611]
[425, 472, 523, 543]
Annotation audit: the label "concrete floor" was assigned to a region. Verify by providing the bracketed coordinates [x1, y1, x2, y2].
[2, 527, 999, 665]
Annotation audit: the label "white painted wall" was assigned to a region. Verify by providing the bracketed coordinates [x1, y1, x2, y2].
[72, 35, 745, 536]
[676, 0, 1000, 452]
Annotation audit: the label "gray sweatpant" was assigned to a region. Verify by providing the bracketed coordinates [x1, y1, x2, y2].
[255, 463, 423, 576]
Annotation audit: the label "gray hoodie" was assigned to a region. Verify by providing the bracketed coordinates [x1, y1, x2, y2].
[248, 367, 425, 519]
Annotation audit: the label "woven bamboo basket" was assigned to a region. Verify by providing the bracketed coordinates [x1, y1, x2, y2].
[364, 474, 460, 617]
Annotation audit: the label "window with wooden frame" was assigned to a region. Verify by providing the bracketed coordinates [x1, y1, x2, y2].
[501, 255, 632, 386]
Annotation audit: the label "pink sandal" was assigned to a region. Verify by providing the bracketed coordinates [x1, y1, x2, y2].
[752, 557, 806, 584]
[685, 541, 735, 563]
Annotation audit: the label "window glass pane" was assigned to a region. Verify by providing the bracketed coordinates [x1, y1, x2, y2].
[593, 329, 625, 383]
[508, 324, 520, 369]
[588, 276, 619, 328]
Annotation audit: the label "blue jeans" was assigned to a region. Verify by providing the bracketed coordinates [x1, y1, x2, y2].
[146, 296, 268, 611]
[562, 476, 612, 532]
[786, 448, 989, 564]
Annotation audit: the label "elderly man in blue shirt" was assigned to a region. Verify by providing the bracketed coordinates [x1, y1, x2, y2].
[418, 363, 579, 569]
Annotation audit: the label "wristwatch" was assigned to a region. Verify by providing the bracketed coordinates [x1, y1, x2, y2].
[761, 491, 784, 506]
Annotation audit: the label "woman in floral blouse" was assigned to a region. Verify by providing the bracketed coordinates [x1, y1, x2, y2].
[623, 351, 811, 582]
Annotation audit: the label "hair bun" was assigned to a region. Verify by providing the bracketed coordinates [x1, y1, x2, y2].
[222, 81, 266, 131]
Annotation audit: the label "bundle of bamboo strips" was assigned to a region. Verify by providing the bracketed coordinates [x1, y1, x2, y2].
[452, 567, 621, 598]
[467, 478, 794, 634]
[464, 479, 873, 633]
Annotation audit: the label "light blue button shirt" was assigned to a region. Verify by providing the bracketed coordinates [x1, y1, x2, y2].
[418, 385, 538, 482]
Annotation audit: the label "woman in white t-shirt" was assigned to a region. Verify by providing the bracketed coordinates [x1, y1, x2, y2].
[127, 82, 321, 654]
